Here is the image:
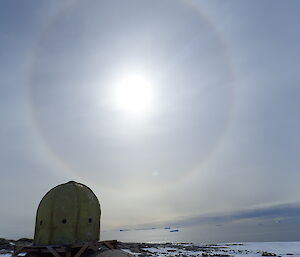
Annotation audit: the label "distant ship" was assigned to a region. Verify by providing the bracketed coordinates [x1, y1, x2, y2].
[170, 229, 179, 232]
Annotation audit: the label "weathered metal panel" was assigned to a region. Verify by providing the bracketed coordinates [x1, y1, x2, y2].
[34, 181, 101, 245]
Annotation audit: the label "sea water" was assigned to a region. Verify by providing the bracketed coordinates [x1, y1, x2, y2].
[101, 221, 300, 244]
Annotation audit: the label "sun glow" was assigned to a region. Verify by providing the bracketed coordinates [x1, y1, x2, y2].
[114, 74, 154, 115]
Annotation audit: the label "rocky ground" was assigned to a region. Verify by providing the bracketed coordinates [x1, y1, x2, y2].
[117, 241, 234, 257]
[0, 238, 293, 257]
[117, 242, 299, 257]
[0, 238, 33, 254]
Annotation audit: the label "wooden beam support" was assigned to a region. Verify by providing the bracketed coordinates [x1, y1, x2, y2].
[103, 240, 117, 249]
[74, 244, 88, 257]
[65, 250, 71, 257]
[12, 240, 118, 257]
[46, 246, 62, 257]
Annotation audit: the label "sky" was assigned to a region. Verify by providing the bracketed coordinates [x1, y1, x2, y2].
[0, 0, 300, 241]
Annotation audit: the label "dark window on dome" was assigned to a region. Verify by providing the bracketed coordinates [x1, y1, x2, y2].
[62, 218, 67, 224]
[88, 218, 92, 223]
[40, 220, 43, 226]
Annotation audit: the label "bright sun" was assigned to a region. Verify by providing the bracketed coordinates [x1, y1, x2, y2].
[114, 74, 153, 115]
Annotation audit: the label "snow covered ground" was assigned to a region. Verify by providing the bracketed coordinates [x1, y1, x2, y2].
[225, 242, 300, 257]
[120, 241, 300, 257]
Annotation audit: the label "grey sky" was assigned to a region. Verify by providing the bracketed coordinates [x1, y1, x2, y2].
[0, 0, 300, 241]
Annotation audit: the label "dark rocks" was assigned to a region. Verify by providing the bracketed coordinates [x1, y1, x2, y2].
[16, 238, 33, 244]
[0, 249, 12, 254]
[0, 237, 34, 252]
[202, 254, 230, 257]
[15, 238, 33, 247]
[262, 252, 276, 256]
[116, 242, 233, 257]
[0, 238, 13, 250]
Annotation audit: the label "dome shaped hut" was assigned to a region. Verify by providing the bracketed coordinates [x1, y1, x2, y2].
[34, 181, 101, 246]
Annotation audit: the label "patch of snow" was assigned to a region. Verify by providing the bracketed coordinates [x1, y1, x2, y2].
[142, 246, 203, 256]
[0, 254, 12, 257]
[222, 242, 300, 257]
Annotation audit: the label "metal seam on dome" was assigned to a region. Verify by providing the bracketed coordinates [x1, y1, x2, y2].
[74, 182, 80, 242]
[49, 185, 57, 245]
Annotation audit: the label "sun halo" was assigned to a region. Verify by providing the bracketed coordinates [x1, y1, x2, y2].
[114, 74, 154, 115]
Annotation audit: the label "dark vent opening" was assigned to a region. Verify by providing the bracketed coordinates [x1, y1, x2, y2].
[62, 218, 67, 224]
[88, 218, 92, 223]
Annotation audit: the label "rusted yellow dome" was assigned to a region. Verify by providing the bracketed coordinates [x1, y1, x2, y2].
[34, 181, 101, 245]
